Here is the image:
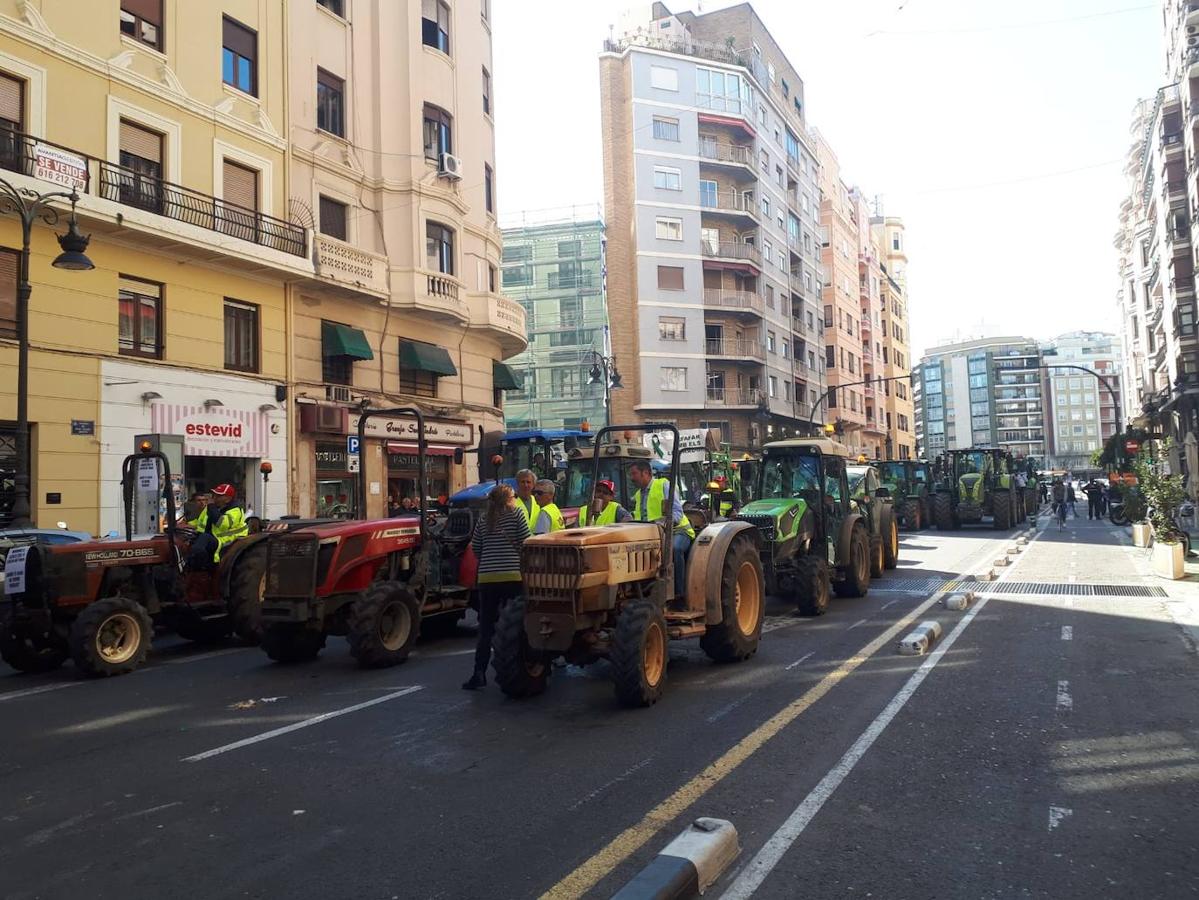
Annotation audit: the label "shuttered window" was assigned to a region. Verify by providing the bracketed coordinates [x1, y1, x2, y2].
[118, 120, 163, 212]
[0, 247, 16, 338]
[222, 16, 257, 95]
[0, 73, 22, 130]
[222, 160, 257, 210]
[120, 0, 162, 50]
[119, 120, 162, 165]
[319, 195, 347, 241]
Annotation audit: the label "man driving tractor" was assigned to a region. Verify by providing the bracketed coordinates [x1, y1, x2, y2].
[579, 479, 631, 526]
[186, 483, 248, 568]
[629, 459, 694, 596]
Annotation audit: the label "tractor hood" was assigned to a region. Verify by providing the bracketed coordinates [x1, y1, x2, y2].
[738, 498, 808, 541]
[959, 473, 984, 502]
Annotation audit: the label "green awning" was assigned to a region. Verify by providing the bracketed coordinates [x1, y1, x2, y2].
[399, 340, 457, 376]
[493, 361, 523, 391]
[322, 322, 374, 361]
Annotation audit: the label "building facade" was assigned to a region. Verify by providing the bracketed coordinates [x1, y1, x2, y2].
[599, 1, 827, 451]
[500, 209, 608, 430]
[0, 0, 520, 531]
[1041, 331, 1122, 471]
[873, 215, 916, 460]
[917, 336, 1046, 463]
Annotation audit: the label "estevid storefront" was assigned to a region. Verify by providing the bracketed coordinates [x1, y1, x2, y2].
[150, 403, 272, 508]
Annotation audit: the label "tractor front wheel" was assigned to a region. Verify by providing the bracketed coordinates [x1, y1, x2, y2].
[228, 545, 268, 644]
[700, 537, 764, 663]
[611, 600, 669, 708]
[261, 624, 324, 663]
[993, 493, 1012, 530]
[933, 492, 956, 530]
[794, 555, 831, 616]
[492, 597, 549, 698]
[908, 500, 924, 531]
[347, 581, 420, 668]
[69, 597, 153, 677]
[869, 533, 885, 578]
[883, 514, 899, 570]
[834, 525, 871, 599]
[0, 615, 68, 674]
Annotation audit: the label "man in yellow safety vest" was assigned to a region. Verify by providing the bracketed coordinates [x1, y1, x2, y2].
[579, 479, 632, 526]
[514, 468, 540, 532]
[186, 482, 248, 567]
[532, 479, 566, 533]
[629, 460, 695, 597]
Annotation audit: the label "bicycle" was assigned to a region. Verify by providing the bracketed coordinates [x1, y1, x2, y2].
[1055, 500, 1067, 531]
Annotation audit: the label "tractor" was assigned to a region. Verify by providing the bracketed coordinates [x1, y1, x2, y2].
[256, 408, 475, 666]
[931, 447, 1023, 530]
[0, 446, 291, 677]
[878, 460, 933, 530]
[491, 424, 765, 708]
[732, 437, 872, 616]
[848, 464, 900, 577]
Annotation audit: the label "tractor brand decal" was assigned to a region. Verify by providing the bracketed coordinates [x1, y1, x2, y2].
[610, 541, 659, 555]
[373, 527, 422, 540]
[84, 547, 159, 564]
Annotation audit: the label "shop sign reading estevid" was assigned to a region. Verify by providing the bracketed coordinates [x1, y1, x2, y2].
[347, 414, 472, 445]
[151, 404, 269, 457]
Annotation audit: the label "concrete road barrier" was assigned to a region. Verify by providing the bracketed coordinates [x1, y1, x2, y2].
[610, 818, 739, 899]
[943, 591, 975, 610]
[994, 557, 1010, 567]
[979, 569, 996, 582]
[898, 620, 943, 656]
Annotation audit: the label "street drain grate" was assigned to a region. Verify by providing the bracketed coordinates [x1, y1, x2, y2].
[980, 582, 1168, 598]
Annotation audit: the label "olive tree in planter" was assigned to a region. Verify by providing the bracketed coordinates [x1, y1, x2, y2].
[1134, 446, 1187, 579]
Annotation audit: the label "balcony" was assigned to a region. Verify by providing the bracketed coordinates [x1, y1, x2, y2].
[468, 292, 528, 356]
[1167, 221, 1192, 254]
[698, 140, 754, 172]
[702, 239, 762, 270]
[705, 387, 763, 407]
[1165, 177, 1187, 204]
[703, 289, 764, 317]
[1162, 131, 1184, 156]
[392, 270, 469, 323]
[705, 338, 766, 362]
[314, 235, 389, 299]
[700, 189, 758, 223]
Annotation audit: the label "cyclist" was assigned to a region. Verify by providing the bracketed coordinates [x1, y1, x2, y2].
[1051, 478, 1067, 529]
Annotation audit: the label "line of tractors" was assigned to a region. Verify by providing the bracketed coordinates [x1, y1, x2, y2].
[0, 410, 1035, 707]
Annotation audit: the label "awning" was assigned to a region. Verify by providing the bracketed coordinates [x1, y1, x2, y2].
[387, 442, 458, 457]
[398, 340, 457, 376]
[322, 322, 374, 360]
[493, 361, 523, 391]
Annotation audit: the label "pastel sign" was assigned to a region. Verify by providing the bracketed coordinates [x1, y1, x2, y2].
[151, 404, 269, 458]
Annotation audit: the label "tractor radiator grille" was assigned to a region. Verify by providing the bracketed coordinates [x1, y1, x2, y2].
[266, 534, 319, 598]
[522, 545, 582, 598]
[733, 514, 776, 541]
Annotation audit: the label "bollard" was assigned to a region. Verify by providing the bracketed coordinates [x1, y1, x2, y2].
[898, 620, 943, 656]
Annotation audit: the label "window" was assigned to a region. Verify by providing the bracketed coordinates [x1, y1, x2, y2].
[223, 300, 258, 373]
[655, 217, 682, 241]
[316, 69, 345, 137]
[317, 0, 344, 15]
[118, 119, 164, 212]
[0, 247, 15, 338]
[653, 166, 681, 191]
[760, 149, 769, 173]
[220, 160, 258, 238]
[502, 265, 532, 287]
[484, 164, 494, 214]
[660, 367, 687, 391]
[781, 339, 789, 358]
[222, 16, 257, 96]
[323, 353, 353, 387]
[696, 67, 747, 114]
[761, 196, 770, 219]
[825, 345, 835, 368]
[767, 331, 776, 353]
[699, 179, 718, 207]
[482, 67, 491, 116]
[657, 265, 684, 291]
[319, 195, 348, 240]
[659, 317, 686, 341]
[120, 0, 162, 50]
[426, 221, 455, 274]
[768, 376, 778, 398]
[422, 0, 451, 53]
[650, 65, 678, 91]
[652, 116, 680, 141]
[487, 263, 497, 292]
[423, 104, 453, 160]
[117, 276, 163, 359]
[0, 73, 22, 145]
[400, 368, 439, 398]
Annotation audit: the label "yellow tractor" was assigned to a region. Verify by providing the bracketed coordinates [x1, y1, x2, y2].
[492, 424, 765, 707]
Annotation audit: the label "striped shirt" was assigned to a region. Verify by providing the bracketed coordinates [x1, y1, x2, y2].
[471, 507, 530, 583]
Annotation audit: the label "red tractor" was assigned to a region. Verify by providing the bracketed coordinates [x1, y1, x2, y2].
[257, 408, 475, 666]
[0, 446, 292, 676]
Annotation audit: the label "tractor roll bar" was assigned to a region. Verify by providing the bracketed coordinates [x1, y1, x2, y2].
[356, 407, 426, 546]
[121, 448, 178, 544]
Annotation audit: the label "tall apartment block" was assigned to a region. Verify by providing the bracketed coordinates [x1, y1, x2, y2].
[1114, 0, 1199, 457]
[917, 337, 1046, 462]
[500, 209, 609, 430]
[872, 216, 916, 459]
[600, 2, 827, 450]
[1041, 331, 1122, 471]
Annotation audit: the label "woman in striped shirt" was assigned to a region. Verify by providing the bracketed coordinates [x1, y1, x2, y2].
[463, 484, 530, 690]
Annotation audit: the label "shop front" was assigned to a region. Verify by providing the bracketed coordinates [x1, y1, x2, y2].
[386, 444, 454, 505]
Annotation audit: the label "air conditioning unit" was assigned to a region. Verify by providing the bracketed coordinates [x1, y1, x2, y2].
[438, 153, 463, 180]
[326, 384, 352, 403]
[299, 403, 348, 434]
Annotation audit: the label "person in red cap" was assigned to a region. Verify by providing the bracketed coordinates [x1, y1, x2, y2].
[186, 482, 249, 568]
[578, 478, 631, 526]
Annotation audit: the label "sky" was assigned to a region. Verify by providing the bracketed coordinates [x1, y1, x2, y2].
[492, 0, 1163, 361]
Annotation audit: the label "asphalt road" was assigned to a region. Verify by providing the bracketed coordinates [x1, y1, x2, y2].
[2, 515, 1196, 900]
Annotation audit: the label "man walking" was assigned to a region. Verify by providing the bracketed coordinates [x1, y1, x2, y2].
[1065, 480, 1078, 518]
[628, 460, 694, 597]
[1082, 479, 1105, 520]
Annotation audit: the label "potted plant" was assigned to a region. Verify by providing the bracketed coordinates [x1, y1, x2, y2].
[1134, 446, 1187, 579]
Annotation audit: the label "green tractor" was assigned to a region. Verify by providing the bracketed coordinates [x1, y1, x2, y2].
[877, 460, 933, 530]
[733, 438, 872, 616]
[931, 448, 1024, 530]
[848, 464, 900, 577]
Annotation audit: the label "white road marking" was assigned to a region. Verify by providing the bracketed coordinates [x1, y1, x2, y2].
[113, 801, 182, 822]
[783, 651, 814, 671]
[1061, 626, 1073, 641]
[880, 599, 900, 611]
[182, 685, 424, 762]
[707, 694, 751, 723]
[569, 757, 654, 811]
[846, 618, 868, 631]
[0, 681, 83, 702]
[1048, 806, 1073, 831]
[1056, 680, 1073, 711]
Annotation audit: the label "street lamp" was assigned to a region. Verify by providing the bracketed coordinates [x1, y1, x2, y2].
[0, 180, 94, 527]
[586, 349, 622, 427]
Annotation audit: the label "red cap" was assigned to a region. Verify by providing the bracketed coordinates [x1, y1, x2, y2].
[212, 483, 235, 499]
[596, 479, 616, 495]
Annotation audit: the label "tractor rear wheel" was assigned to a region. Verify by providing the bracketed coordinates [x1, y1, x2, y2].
[69, 597, 153, 677]
[261, 624, 323, 663]
[909, 500, 923, 531]
[228, 545, 267, 644]
[933, 492, 955, 530]
[611, 600, 669, 708]
[794, 555, 831, 616]
[883, 514, 899, 570]
[0, 614, 67, 673]
[834, 525, 871, 599]
[993, 493, 1012, 530]
[347, 581, 420, 668]
[869, 533, 885, 578]
[492, 597, 549, 698]
[700, 537, 764, 663]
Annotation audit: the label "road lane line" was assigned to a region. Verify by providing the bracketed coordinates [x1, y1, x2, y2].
[0, 681, 83, 702]
[846, 618, 868, 631]
[880, 599, 900, 611]
[1061, 626, 1073, 641]
[182, 685, 423, 762]
[1056, 680, 1073, 711]
[784, 651, 814, 671]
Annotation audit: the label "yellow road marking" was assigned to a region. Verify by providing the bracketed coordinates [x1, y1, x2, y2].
[540, 592, 946, 899]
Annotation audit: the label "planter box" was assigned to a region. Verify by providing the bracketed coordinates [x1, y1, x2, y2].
[1151, 540, 1185, 580]
[1132, 523, 1152, 547]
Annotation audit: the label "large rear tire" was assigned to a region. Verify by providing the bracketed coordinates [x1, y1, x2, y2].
[869, 533, 885, 578]
[69, 597, 153, 677]
[993, 492, 1012, 530]
[0, 614, 68, 673]
[882, 514, 899, 570]
[700, 537, 764, 663]
[492, 597, 549, 698]
[794, 555, 831, 617]
[834, 525, 871, 599]
[261, 624, 323, 663]
[611, 600, 669, 708]
[933, 492, 956, 530]
[347, 581, 420, 668]
[228, 545, 267, 644]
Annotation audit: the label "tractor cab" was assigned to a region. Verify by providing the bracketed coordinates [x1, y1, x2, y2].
[449, 428, 593, 512]
[877, 460, 909, 499]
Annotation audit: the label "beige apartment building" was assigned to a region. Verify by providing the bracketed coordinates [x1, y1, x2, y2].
[873, 216, 916, 459]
